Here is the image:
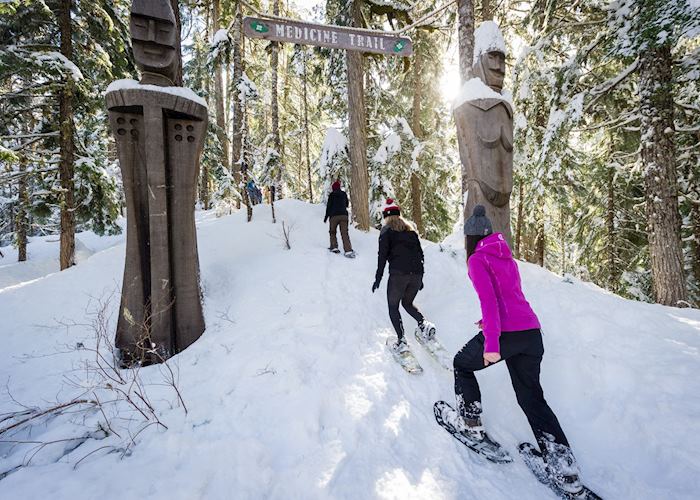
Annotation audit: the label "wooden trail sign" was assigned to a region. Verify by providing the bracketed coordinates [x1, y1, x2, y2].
[243, 16, 413, 57]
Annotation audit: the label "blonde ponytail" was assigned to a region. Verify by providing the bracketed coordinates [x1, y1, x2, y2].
[384, 215, 416, 233]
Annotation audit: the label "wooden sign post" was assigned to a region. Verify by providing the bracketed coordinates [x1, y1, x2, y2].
[243, 16, 413, 57]
[243, 14, 412, 230]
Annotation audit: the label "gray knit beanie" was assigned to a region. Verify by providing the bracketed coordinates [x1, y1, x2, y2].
[464, 205, 493, 236]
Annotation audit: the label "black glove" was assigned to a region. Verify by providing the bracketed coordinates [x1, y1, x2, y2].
[372, 280, 380, 293]
[323, 216, 328, 223]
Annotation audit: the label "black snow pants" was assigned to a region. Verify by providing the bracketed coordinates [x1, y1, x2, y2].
[387, 273, 424, 341]
[453, 329, 570, 451]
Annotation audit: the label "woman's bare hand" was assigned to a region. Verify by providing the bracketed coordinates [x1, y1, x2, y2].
[483, 352, 501, 366]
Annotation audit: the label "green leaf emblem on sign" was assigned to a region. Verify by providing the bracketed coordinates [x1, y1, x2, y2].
[394, 40, 406, 52]
[251, 21, 269, 33]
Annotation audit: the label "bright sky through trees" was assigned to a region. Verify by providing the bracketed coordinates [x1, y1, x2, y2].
[281, 0, 463, 101]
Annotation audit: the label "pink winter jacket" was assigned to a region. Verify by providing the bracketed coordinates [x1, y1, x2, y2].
[467, 233, 541, 353]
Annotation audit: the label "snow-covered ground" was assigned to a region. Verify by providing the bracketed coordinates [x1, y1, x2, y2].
[1, 200, 699, 499]
[0, 219, 125, 290]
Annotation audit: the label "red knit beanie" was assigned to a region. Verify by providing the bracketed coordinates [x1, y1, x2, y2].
[382, 198, 401, 218]
[332, 180, 341, 191]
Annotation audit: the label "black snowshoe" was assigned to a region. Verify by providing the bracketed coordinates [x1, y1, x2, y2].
[434, 401, 512, 463]
[518, 443, 603, 500]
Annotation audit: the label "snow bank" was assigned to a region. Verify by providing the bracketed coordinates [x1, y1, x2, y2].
[452, 77, 513, 110]
[473, 21, 507, 65]
[1, 201, 699, 499]
[106, 79, 208, 108]
[0, 221, 125, 290]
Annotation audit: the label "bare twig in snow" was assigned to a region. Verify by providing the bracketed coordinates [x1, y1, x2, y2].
[216, 307, 236, 324]
[73, 445, 117, 470]
[255, 363, 277, 376]
[281, 220, 293, 250]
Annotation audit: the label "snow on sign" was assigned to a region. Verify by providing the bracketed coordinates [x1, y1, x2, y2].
[243, 16, 413, 57]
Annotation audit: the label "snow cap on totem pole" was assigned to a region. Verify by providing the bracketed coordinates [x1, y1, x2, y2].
[382, 198, 401, 218]
[130, 0, 180, 86]
[473, 21, 508, 64]
[472, 21, 507, 93]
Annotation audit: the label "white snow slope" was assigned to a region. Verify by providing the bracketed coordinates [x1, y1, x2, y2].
[1, 200, 699, 500]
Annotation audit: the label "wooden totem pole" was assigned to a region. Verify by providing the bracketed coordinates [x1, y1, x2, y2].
[454, 41, 513, 245]
[106, 0, 207, 365]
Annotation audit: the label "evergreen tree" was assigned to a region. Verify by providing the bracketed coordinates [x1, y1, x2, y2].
[1, 0, 132, 262]
[507, 0, 699, 305]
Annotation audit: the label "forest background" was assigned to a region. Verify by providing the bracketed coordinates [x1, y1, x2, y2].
[1, 0, 698, 307]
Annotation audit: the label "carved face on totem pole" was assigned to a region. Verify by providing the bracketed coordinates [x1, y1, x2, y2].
[472, 51, 506, 92]
[130, 0, 179, 86]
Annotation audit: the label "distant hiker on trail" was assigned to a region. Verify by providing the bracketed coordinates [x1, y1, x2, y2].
[246, 179, 262, 205]
[246, 180, 256, 204]
[372, 198, 436, 356]
[436, 205, 585, 495]
[324, 180, 355, 258]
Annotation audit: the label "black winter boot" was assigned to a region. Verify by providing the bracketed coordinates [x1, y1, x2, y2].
[540, 438, 582, 494]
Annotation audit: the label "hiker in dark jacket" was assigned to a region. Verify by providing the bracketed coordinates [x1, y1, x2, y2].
[372, 198, 435, 354]
[324, 180, 355, 258]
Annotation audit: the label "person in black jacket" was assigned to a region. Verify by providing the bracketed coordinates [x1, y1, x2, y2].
[324, 180, 355, 258]
[372, 198, 435, 353]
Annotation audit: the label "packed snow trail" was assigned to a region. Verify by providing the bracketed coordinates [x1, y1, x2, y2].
[1, 200, 699, 499]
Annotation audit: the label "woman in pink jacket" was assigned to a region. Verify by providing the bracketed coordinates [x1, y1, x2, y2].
[448, 205, 582, 494]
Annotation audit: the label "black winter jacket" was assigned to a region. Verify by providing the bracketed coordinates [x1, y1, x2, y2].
[375, 225, 424, 283]
[325, 190, 349, 220]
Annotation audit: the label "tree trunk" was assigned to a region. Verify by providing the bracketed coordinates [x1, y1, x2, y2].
[527, 108, 548, 265]
[693, 134, 700, 301]
[200, 5, 211, 210]
[410, 36, 423, 235]
[170, 0, 183, 86]
[201, 159, 210, 210]
[692, 202, 700, 300]
[231, 2, 244, 208]
[639, 45, 687, 305]
[212, 0, 230, 172]
[16, 157, 28, 262]
[303, 49, 313, 203]
[270, 186, 277, 222]
[225, 64, 232, 136]
[280, 44, 291, 197]
[270, 0, 281, 220]
[457, 0, 475, 249]
[457, 0, 475, 83]
[346, 0, 370, 230]
[515, 181, 523, 259]
[607, 162, 618, 291]
[535, 202, 545, 267]
[58, 0, 75, 270]
[559, 207, 566, 274]
[410, 175, 422, 232]
[242, 90, 253, 223]
[298, 128, 303, 192]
